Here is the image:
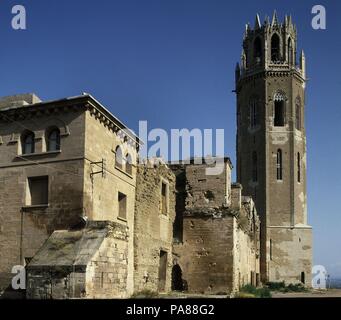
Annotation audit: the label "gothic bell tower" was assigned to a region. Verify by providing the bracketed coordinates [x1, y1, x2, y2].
[235, 12, 312, 284]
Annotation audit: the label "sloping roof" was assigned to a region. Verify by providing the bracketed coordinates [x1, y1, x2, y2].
[28, 221, 111, 269]
[0, 93, 141, 143]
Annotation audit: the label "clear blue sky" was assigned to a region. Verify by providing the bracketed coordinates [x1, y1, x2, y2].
[0, 0, 340, 277]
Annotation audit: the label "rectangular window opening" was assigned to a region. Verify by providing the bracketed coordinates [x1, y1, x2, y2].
[161, 181, 168, 215]
[118, 192, 127, 220]
[27, 176, 48, 206]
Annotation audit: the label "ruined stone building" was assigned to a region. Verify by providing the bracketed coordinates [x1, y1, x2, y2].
[0, 12, 311, 299]
[235, 12, 312, 284]
[171, 159, 260, 294]
[0, 92, 259, 298]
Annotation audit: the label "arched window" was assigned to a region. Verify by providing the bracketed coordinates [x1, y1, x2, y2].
[125, 153, 133, 175]
[115, 146, 123, 170]
[288, 37, 293, 65]
[253, 37, 262, 63]
[295, 98, 301, 130]
[249, 98, 258, 128]
[47, 128, 61, 151]
[252, 151, 258, 182]
[271, 34, 280, 61]
[22, 131, 35, 154]
[274, 92, 285, 126]
[297, 152, 301, 183]
[276, 149, 283, 180]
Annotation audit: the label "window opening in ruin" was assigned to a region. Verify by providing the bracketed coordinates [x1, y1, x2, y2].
[118, 192, 127, 220]
[301, 272, 305, 284]
[161, 181, 168, 214]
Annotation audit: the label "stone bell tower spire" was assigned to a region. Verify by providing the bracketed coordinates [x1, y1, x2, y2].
[235, 12, 312, 284]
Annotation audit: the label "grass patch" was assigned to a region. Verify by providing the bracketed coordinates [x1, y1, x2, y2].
[237, 285, 272, 298]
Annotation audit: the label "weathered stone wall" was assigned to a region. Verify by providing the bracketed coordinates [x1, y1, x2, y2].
[85, 236, 128, 298]
[268, 226, 312, 285]
[183, 160, 232, 209]
[83, 110, 138, 295]
[27, 221, 130, 299]
[133, 161, 176, 293]
[85, 223, 129, 298]
[173, 215, 235, 294]
[0, 107, 86, 291]
[233, 199, 260, 290]
[27, 268, 86, 299]
[172, 161, 260, 294]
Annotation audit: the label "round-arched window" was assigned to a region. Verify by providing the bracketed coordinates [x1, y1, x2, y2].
[126, 153, 133, 175]
[22, 131, 35, 154]
[47, 128, 61, 151]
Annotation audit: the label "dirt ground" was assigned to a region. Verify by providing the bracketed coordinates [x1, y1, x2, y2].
[271, 289, 341, 298]
[157, 289, 341, 299]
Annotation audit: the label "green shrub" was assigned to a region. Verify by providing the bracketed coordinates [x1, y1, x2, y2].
[256, 287, 272, 298]
[286, 283, 307, 292]
[266, 281, 286, 290]
[240, 284, 257, 295]
[131, 290, 158, 299]
[239, 285, 272, 298]
[265, 282, 308, 293]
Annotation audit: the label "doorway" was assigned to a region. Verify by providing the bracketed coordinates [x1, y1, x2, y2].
[171, 264, 183, 291]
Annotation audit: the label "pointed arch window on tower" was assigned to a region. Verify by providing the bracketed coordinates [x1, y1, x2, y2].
[249, 99, 258, 128]
[252, 151, 258, 182]
[253, 37, 262, 64]
[276, 149, 283, 180]
[297, 152, 301, 183]
[295, 98, 301, 130]
[274, 92, 285, 127]
[288, 37, 293, 65]
[271, 34, 280, 61]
